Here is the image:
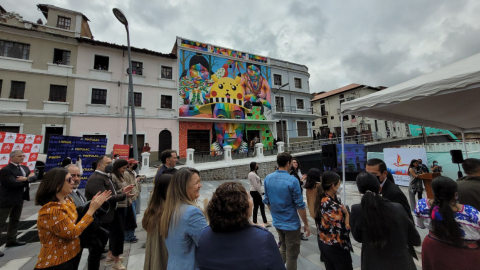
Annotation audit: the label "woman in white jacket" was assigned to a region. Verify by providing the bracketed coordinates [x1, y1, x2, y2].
[248, 162, 271, 227]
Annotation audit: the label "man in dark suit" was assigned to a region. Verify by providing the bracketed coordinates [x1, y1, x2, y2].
[366, 158, 418, 259]
[84, 155, 134, 270]
[0, 150, 37, 257]
[154, 150, 178, 185]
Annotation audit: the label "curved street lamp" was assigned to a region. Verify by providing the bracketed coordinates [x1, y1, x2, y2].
[112, 8, 139, 166]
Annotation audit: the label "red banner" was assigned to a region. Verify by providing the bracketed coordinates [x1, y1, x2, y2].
[0, 132, 43, 170]
[113, 144, 129, 160]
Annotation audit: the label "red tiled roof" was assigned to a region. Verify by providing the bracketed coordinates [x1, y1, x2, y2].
[311, 83, 363, 102]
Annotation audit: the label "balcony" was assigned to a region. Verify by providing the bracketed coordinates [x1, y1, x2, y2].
[47, 63, 73, 75]
[0, 98, 28, 111]
[43, 101, 69, 112]
[272, 106, 318, 119]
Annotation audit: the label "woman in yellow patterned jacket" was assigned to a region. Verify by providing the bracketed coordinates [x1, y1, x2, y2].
[34, 167, 110, 269]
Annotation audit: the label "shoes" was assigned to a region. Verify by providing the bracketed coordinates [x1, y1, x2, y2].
[106, 256, 124, 264]
[125, 238, 138, 243]
[5, 241, 26, 247]
[263, 222, 272, 227]
[112, 261, 126, 270]
[0, 251, 4, 257]
[301, 233, 308, 241]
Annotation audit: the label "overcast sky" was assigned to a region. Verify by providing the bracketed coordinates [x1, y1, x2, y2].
[4, 0, 480, 93]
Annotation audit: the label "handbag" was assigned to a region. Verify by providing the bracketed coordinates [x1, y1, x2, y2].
[76, 201, 110, 249]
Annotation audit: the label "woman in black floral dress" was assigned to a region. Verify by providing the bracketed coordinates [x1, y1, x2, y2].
[314, 171, 353, 270]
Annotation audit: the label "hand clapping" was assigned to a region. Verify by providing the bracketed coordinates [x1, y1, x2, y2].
[89, 191, 112, 212]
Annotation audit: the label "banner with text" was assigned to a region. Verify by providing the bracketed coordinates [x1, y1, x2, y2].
[0, 132, 43, 170]
[384, 148, 428, 186]
[113, 144, 129, 160]
[45, 135, 107, 188]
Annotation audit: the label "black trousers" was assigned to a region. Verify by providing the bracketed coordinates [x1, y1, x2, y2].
[0, 201, 23, 244]
[250, 191, 267, 224]
[318, 239, 352, 270]
[34, 250, 82, 270]
[109, 207, 126, 257]
[88, 223, 109, 270]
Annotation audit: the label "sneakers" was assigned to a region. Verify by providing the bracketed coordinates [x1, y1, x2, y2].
[301, 233, 308, 241]
[112, 261, 126, 270]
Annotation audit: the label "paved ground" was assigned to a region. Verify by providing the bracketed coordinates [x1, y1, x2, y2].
[0, 179, 427, 270]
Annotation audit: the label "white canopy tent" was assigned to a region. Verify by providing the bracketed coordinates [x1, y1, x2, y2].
[338, 52, 480, 202]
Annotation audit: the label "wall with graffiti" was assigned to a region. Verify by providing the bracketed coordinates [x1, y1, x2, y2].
[178, 47, 274, 154]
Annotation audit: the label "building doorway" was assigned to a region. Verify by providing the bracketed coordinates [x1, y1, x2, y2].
[246, 130, 261, 147]
[44, 127, 64, 153]
[276, 120, 287, 142]
[123, 134, 145, 158]
[158, 130, 172, 160]
[187, 130, 210, 152]
[0, 126, 20, 133]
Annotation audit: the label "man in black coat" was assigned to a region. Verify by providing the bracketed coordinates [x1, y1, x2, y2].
[366, 158, 417, 259]
[0, 150, 37, 257]
[84, 155, 134, 269]
[154, 150, 178, 186]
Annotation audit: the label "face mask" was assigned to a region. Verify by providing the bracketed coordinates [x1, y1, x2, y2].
[433, 163, 438, 166]
[337, 185, 343, 195]
[132, 164, 138, 171]
[418, 162, 422, 165]
[105, 164, 113, 173]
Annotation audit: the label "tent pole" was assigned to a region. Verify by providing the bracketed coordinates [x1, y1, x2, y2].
[462, 132, 468, 158]
[340, 111, 346, 204]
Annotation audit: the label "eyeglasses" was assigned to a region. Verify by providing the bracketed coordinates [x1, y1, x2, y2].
[70, 174, 81, 177]
[65, 177, 73, 184]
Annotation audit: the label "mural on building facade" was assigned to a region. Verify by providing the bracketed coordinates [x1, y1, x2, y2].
[178, 49, 273, 154]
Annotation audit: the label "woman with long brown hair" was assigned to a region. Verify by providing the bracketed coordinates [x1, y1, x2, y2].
[108, 159, 134, 270]
[142, 169, 174, 270]
[160, 167, 207, 269]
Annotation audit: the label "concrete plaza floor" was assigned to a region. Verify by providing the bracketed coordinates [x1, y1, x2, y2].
[0, 179, 426, 270]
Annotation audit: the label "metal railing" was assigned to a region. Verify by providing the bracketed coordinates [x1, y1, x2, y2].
[272, 105, 318, 115]
[193, 150, 224, 163]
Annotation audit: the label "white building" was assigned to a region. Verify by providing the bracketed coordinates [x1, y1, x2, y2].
[311, 84, 410, 139]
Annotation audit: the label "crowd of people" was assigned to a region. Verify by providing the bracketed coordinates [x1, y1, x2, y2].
[2, 148, 480, 270]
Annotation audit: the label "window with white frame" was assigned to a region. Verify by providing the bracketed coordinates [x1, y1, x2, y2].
[10, 81, 26, 99]
[133, 92, 142, 107]
[56, 16, 71, 29]
[94, 55, 109, 70]
[275, 96, 284, 112]
[161, 95, 172, 109]
[161, 66, 173, 79]
[131, 61, 143, 75]
[49, 85, 67, 102]
[274, 74, 282, 86]
[296, 99, 304, 110]
[91, 88, 107, 105]
[294, 78, 302, 88]
[322, 118, 328, 125]
[297, 121, 308, 136]
[0, 40, 30, 60]
[53, 49, 71, 65]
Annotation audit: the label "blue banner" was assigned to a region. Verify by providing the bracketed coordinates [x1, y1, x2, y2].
[45, 135, 108, 188]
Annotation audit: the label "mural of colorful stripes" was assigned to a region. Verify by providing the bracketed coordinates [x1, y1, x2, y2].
[210, 46, 247, 59]
[180, 39, 208, 51]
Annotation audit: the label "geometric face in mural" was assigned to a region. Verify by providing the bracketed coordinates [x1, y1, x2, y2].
[212, 103, 246, 151]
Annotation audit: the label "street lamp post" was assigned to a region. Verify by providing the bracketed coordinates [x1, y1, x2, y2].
[113, 8, 138, 165]
[274, 83, 289, 144]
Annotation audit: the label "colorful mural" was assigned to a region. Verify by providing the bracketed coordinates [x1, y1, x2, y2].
[178, 49, 273, 154]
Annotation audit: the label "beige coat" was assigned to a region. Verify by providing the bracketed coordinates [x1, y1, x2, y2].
[123, 170, 140, 204]
[111, 174, 128, 208]
[143, 226, 168, 270]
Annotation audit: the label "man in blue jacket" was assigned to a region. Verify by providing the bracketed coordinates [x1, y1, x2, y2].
[263, 152, 310, 270]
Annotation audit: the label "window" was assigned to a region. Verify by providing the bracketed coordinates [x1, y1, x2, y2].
[131, 61, 143, 75]
[9, 81, 25, 99]
[320, 100, 325, 104]
[343, 115, 349, 121]
[49, 85, 67, 102]
[294, 78, 302, 88]
[375, 120, 378, 132]
[296, 99, 304, 110]
[94, 55, 109, 70]
[133, 92, 142, 107]
[297, 121, 308, 136]
[161, 66, 173, 79]
[331, 116, 334, 120]
[275, 96, 284, 112]
[53, 49, 71, 65]
[56, 16, 71, 29]
[0, 40, 30, 60]
[161, 95, 172, 109]
[351, 115, 356, 119]
[339, 94, 344, 98]
[274, 74, 282, 86]
[322, 118, 328, 125]
[91, 88, 107, 105]
[312, 121, 315, 126]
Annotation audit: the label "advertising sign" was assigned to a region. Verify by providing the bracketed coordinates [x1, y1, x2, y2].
[113, 144, 129, 160]
[0, 132, 43, 170]
[384, 148, 428, 186]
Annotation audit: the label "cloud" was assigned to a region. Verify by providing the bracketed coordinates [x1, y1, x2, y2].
[2, 0, 480, 93]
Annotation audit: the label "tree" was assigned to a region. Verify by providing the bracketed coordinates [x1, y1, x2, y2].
[179, 50, 194, 76]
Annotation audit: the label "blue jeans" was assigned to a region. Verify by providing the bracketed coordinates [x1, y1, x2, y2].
[124, 200, 137, 241]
